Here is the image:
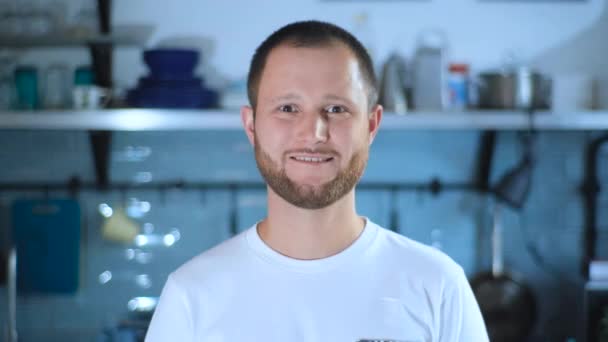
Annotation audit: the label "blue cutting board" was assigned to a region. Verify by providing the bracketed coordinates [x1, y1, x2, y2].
[11, 198, 81, 294]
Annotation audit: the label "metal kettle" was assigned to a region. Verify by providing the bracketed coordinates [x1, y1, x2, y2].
[378, 53, 409, 114]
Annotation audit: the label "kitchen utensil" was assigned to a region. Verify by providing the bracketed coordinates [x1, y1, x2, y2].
[143, 48, 200, 79]
[128, 48, 218, 108]
[470, 203, 536, 342]
[73, 85, 111, 109]
[74, 65, 95, 86]
[411, 29, 447, 111]
[493, 157, 533, 210]
[11, 198, 81, 294]
[127, 84, 217, 109]
[378, 53, 408, 114]
[476, 68, 550, 110]
[100, 204, 140, 244]
[138, 75, 202, 88]
[412, 47, 445, 110]
[581, 134, 608, 279]
[43, 63, 69, 109]
[494, 133, 534, 210]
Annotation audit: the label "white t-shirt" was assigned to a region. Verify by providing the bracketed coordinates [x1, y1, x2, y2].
[145, 219, 489, 342]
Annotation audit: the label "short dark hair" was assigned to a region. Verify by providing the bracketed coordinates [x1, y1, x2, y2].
[247, 20, 378, 112]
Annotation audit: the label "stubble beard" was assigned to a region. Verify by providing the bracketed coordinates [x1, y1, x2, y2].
[254, 136, 368, 210]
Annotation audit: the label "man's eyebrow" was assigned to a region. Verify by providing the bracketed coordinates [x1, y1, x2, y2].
[269, 93, 302, 103]
[323, 94, 355, 105]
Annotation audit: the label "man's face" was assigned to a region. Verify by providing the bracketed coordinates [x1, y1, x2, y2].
[242, 43, 382, 209]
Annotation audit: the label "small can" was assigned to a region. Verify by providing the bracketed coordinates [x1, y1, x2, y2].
[447, 63, 469, 110]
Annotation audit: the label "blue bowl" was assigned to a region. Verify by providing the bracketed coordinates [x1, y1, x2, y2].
[143, 49, 199, 78]
[138, 75, 203, 88]
[127, 85, 218, 109]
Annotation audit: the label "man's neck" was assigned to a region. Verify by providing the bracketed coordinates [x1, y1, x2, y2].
[257, 188, 365, 260]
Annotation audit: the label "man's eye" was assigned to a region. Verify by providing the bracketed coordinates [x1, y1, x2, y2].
[279, 105, 297, 113]
[326, 105, 346, 114]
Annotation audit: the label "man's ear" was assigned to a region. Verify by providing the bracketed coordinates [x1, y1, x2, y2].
[368, 104, 383, 145]
[241, 105, 255, 146]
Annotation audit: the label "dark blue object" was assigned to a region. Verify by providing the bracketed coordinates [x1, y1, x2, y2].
[143, 49, 199, 79]
[11, 198, 81, 294]
[129, 48, 218, 108]
[127, 86, 218, 109]
[138, 75, 203, 88]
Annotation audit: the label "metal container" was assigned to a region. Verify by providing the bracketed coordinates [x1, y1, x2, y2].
[412, 46, 445, 110]
[477, 68, 550, 110]
[378, 53, 409, 114]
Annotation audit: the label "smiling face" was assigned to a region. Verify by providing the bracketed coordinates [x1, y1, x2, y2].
[242, 42, 382, 209]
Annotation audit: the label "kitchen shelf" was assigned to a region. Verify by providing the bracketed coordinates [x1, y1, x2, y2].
[0, 24, 153, 47]
[1, 109, 608, 131]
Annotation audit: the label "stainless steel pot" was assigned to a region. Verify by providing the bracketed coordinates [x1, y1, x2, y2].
[477, 68, 550, 110]
[470, 203, 537, 342]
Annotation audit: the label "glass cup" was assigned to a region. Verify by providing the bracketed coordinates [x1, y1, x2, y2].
[14, 66, 39, 110]
[72, 85, 111, 109]
[43, 63, 69, 109]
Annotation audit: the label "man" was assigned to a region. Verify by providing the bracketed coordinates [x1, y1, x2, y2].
[146, 20, 488, 342]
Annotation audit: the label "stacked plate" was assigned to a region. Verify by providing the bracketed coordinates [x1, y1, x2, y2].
[127, 49, 218, 109]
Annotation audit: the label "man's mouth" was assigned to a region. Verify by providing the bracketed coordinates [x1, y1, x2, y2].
[289, 155, 334, 163]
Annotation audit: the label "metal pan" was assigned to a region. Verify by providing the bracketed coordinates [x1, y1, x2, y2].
[470, 203, 537, 342]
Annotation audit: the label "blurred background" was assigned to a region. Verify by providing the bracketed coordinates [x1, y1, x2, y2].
[0, 0, 608, 341]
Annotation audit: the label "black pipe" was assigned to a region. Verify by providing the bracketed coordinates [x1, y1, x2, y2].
[474, 130, 497, 193]
[89, 131, 112, 189]
[0, 178, 476, 193]
[581, 133, 608, 279]
[96, 0, 112, 34]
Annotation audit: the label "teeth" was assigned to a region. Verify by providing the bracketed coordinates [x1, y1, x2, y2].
[294, 156, 327, 162]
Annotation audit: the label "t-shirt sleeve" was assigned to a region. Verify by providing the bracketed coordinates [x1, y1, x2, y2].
[145, 274, 193, 342]
[439, 267, 489, 342]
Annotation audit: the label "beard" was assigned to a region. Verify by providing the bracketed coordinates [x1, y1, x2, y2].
[254, 135, 368, 210]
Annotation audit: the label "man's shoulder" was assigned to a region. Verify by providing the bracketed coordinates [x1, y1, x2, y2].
[171, 228, 252, 286]
[372, 223, 464, 280]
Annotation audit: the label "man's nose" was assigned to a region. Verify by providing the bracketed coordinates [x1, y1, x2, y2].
[296, 113, 329, 144]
